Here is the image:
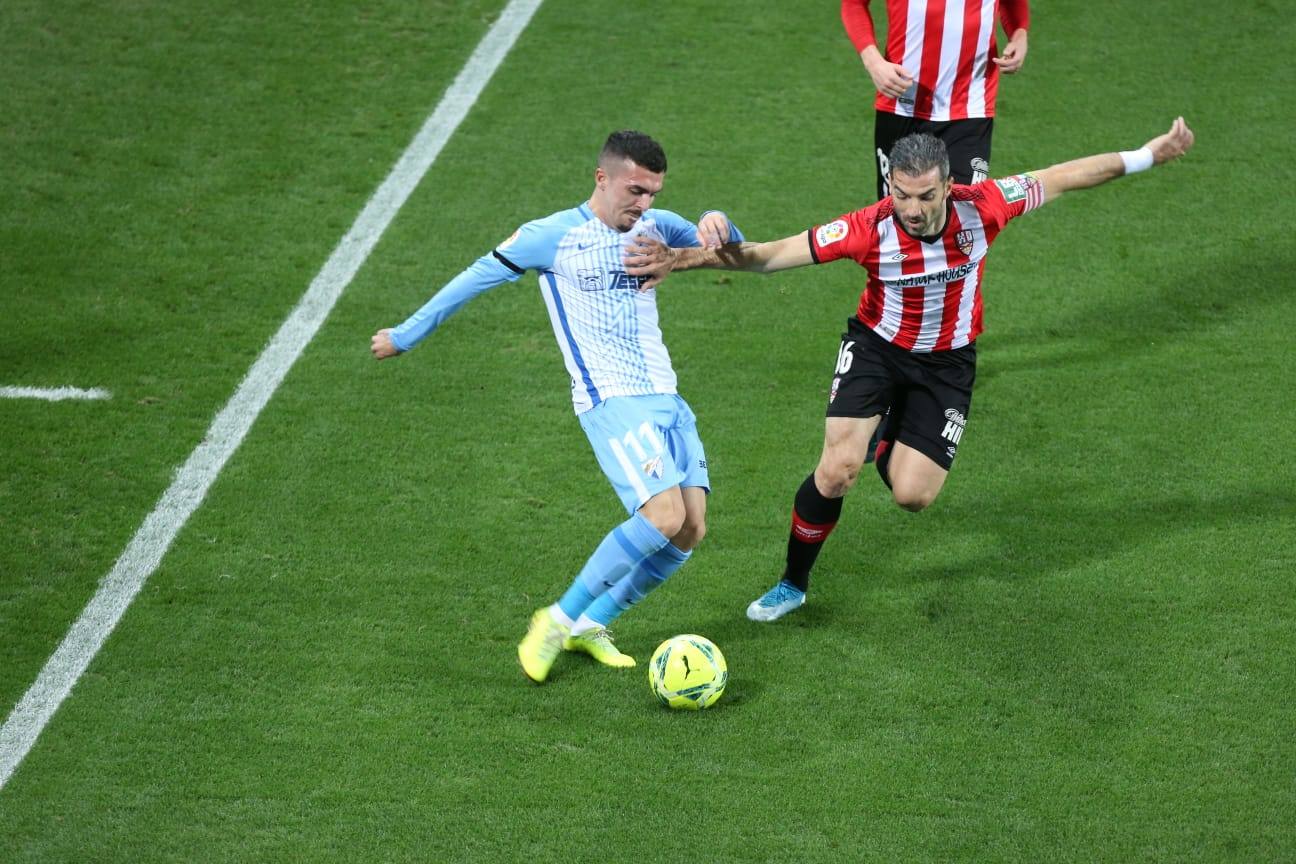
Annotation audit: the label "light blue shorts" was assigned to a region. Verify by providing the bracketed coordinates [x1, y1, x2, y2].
[578, 393, 710, 514]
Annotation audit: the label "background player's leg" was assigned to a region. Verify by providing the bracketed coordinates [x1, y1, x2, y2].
[874, 111, 911, 199]
[939, 117, 994, 184]
[749, 416, 880, 622]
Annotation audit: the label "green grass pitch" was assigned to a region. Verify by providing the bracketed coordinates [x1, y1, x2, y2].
[2, 0, 1294, 860]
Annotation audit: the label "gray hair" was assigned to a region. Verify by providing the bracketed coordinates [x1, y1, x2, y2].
[888, 133, 950, 181]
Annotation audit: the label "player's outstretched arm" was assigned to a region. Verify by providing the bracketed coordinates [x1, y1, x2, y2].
[1032, 117, 1194, 205]
[624, 233, 814, 287]
[369, 252, 523, 359]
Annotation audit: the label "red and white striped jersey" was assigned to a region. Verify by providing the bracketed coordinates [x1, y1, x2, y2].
[841, 0, 1031, 121]
[809, 174, 1043, 352]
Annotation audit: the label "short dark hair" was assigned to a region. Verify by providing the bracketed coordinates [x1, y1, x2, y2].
[600, 130, 667, 174]
[888, 133, 949, 181]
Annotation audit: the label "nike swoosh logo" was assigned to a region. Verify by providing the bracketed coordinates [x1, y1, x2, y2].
[578, 241, 596, 250]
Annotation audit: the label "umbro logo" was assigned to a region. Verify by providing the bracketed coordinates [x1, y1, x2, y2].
[889, 252, 908, 262]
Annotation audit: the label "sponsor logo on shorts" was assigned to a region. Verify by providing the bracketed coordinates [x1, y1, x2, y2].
[941, 407, 966, 446]
[830, 376, 841, 403]
[816, 220, 849, 247]
[956, 229, 974, 256]
[970, 157, 989, 184]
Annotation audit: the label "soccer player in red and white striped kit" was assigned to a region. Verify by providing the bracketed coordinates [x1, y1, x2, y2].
[843, 0, 1030, 198]
[624, 118, 1194, 621]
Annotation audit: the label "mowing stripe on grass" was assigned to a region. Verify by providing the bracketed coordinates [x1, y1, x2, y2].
[0, 0, 545, 792]
[0, 386, 111, 401]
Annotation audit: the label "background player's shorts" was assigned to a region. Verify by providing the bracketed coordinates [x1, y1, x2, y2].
[579, 393, 710, 514]
[873, 111, 994, 198]
[826, 318, 976, 471]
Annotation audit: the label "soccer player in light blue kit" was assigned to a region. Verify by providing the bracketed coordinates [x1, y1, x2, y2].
[370, 131, 741, 683]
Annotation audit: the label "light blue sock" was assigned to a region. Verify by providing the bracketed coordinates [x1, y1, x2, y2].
[581, 542, 692, 628]
[556, 511, 670, 622]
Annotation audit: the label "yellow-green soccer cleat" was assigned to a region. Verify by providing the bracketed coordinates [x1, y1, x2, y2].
[518, 607, 570, 683]
[563, 628, 636, 668]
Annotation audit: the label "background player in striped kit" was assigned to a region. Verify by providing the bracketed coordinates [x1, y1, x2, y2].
[842, 0, 1030, 199]
[371, 131, 742, 681]
[625, 118, 1194, 622]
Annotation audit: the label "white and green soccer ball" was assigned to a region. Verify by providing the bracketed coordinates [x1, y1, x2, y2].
[648, 634, 728, 710]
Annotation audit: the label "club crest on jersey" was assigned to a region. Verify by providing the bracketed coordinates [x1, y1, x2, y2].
[956, 229, 974, 255]
[816, 220, 849, 247]
[642, 456, 664, 479]
[941, 408, 966, 446]
[577, 268, 605, 291]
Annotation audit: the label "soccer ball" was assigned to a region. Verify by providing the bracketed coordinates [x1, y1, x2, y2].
[648, 634, 727, 710]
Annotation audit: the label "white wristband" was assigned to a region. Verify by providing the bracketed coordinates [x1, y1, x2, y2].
[1119, 146, 1154, 175]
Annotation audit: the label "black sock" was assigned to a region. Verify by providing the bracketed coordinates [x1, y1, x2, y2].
[783, 473, 844, 592]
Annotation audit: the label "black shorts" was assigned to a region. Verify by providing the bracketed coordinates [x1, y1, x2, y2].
[826, 318, 976, 470]
[874, 111, 994, 199]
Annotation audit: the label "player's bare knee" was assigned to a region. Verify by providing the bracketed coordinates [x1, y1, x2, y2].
[817, 459, 862, 498]
[674, 518, 705, 551]
[651, 508, 686, 538]
[892, 482, 937, 512]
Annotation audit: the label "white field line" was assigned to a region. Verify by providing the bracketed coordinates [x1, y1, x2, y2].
[0, 386, 111, 401]
[0, 0, 544, 792]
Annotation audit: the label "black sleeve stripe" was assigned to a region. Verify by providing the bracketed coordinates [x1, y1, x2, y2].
[493, 250, 524, 275]
[807, 229, 821, 264]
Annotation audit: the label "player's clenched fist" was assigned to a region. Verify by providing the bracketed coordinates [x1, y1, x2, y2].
[371, 328, 399, 359]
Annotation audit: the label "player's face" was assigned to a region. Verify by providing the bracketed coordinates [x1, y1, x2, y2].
[890, 167, 952, 237]
[594, 158, 664, 232]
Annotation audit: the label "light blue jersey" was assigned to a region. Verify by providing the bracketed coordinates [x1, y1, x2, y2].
[390, 204, 742, 413]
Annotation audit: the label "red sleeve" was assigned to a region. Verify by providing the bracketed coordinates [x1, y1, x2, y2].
[841, 0, 879, 54]
[975, 175, 1043, 231]
[809, 206, 878, 265]
[999, 0, 1029, 34]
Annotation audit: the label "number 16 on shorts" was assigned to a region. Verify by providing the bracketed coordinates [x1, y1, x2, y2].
[829, 339, 855, 403]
